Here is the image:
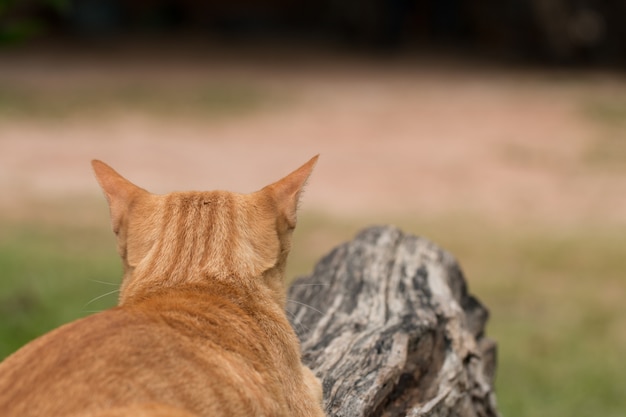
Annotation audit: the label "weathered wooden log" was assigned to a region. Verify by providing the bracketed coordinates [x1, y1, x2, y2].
[287, 225, 500, 417]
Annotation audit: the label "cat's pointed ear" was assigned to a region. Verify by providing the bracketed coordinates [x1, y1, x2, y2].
[92, 160, 146, 234]
[266, 155, 318, 228]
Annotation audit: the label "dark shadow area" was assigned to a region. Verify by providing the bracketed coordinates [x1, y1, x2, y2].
[2, 0, 626, 66]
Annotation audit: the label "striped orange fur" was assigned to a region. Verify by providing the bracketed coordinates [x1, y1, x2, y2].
[0, 157, 324, 417]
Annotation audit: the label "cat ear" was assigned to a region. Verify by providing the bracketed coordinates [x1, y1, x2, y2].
[265, 155, 318, 228]
[92, 160, 146, 234]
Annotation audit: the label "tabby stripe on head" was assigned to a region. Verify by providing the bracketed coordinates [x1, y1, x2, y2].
[221, 194, 238, 277]
[180, 196, 199, 279]
[190, 195, 205, 273]
[173, 194, 207, 282]
[197, 195, 216, 277]
[212, 193, 235, 279]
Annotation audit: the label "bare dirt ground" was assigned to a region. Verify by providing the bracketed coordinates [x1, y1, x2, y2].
[1, 43, 626, 227]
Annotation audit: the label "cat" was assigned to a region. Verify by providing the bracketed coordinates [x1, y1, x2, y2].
[0, 156, 325, 417]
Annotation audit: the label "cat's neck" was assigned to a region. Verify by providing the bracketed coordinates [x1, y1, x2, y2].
[118, 265, 287, 309]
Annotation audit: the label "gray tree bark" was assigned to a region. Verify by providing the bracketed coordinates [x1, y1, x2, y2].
[287, 226, 500, 417]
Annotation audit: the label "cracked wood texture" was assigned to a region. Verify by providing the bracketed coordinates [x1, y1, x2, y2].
[287, 226, 500, 417]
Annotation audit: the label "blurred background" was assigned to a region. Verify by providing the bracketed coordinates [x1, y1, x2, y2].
[1, 1, 626, 416]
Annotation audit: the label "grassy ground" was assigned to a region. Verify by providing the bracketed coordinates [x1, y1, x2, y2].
[1, 206, 625, 417]
[1, 49, 625, 416]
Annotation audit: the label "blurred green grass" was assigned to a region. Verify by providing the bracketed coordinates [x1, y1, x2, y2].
[0, 82, 278, 120]
[0, 218, 120, 355]
[581, 96, 626, 169]
[1, 208, 625, 417]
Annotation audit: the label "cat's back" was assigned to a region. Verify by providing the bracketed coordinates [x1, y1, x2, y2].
[0, 287, 290, 417]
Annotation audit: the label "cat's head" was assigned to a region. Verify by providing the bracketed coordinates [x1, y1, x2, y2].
[92, 156, 318, 306]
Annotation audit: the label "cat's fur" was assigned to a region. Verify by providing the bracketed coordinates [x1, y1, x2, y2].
[0, 157, 324, 417]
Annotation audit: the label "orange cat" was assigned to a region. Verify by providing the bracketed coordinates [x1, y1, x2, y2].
[0, 157, 324, 417]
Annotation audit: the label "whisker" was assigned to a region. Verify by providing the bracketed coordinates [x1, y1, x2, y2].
[84, 289, 120, 307]
[287, 299, 324, 316]
[291, 283, 329, 287]
[89, 279, 119, 286]
[285, 309, 310, 334]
